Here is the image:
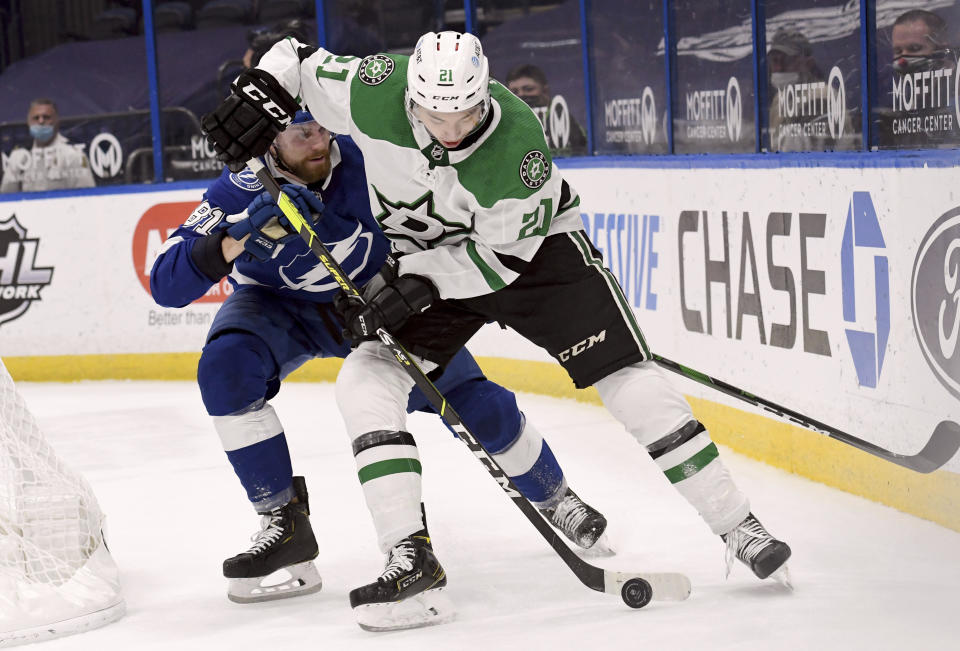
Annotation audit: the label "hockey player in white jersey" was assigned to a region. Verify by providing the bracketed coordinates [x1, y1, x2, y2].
[154, 112, 609, 613]
[201, 30, 791, 629]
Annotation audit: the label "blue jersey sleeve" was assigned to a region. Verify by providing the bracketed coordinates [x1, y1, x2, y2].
[151, 144, 389, 308]
[149, 167, 265, 307]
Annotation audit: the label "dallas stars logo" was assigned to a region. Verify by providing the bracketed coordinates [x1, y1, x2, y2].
[358, 55, 395, 85]
[519, 150, 549, 189]
[372, 187, 471, 250]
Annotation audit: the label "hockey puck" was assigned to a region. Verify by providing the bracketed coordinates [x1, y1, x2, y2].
[621, 577, 652, 609]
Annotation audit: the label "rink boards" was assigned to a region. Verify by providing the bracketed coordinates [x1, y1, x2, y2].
[1, 159, 958, 530]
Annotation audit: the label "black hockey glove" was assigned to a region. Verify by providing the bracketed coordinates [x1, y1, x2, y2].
[201, 68, 300, 173]
[227, 186, 323, 260]
[333, 260, 436, 343]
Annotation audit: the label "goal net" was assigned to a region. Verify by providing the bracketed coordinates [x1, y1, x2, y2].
[0, 359, 124, 647]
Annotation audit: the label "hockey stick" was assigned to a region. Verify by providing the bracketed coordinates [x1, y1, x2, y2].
[246, 158, 690, 608]
[653, 354, 960, 474]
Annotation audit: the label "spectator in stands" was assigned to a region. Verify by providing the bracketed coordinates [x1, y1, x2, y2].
[243, 19, 313, 69]
[873, 9, 957, 150]
[242, 16, 383, 70]
[506, 63, 587, 156]
[765, 28, 844, 152]
[891, 9, 954, 75]
[1, 99, 95, 193]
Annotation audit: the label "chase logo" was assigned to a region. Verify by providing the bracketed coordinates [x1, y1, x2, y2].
[229, 168, 263, 192]
[912, 206, 960, 399]
[840, 192, 889, 388]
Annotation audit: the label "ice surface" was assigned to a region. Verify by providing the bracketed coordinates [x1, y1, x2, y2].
[12, 380, 958, 651]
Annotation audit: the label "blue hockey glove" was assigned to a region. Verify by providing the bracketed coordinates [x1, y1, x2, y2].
[227, 186, 324, 261]
[333, 258, 436, 343]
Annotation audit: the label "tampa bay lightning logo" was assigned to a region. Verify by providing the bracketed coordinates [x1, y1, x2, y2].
[229, 168, 263, 192]
[278, 224, 374, 291]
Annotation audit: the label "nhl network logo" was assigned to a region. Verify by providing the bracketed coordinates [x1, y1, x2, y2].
[826, 66, 846, 139]
[0, 215, 53, 327]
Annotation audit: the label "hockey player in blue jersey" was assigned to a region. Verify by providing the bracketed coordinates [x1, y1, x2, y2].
[150, 111, 608, 612]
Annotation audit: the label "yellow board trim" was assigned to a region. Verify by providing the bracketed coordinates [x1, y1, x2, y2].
[5, 353, 958, 531]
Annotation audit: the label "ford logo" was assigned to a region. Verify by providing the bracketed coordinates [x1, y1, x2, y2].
[912, 206, 960, 400]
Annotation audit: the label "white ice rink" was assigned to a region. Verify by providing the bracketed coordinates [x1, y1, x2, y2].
[12, 380, 959, 651]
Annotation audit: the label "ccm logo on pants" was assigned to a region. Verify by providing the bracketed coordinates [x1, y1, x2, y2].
[558, 330, 606, 362]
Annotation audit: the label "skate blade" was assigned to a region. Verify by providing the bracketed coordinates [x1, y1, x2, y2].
[227, 561, 323, 604]
[354, 587, 455, 632]
[769, 564, 794, 590]
[578, 532, 616, 558]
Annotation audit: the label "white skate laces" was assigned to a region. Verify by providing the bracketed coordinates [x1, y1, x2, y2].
[245, 509, 285, 555]
[379, 541, 417, 583]
[550, 493, 591, 538]
[723, 514, 773, 578]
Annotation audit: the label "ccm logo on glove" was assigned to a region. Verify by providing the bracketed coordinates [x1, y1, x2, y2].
[240, 82, 294, 126]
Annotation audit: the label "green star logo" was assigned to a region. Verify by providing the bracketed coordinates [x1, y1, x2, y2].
[372, 187, 472, 249]
[358, 55, 395, 85]
[519, 150, 549, 189]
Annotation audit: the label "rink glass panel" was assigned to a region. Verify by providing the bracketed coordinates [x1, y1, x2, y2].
[152, 3, 280, 183]
[478, 0, 590, 158]
[872, 0, 960, 150]
[762, 0, 863, 153]
[588, 0, 669, 155]
[2, 1, 959, 196]
[321, 0, 448, 55]
[0, 0, 149, 190]
[670, 0, 757, 154]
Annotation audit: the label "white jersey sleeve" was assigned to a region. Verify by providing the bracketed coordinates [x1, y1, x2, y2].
[256, 38, 361, 135]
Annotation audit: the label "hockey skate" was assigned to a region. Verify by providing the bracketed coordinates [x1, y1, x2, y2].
[349, 529, 454, 632]
[722, 512, 792, 583]
[223, 476, 322, 603]
[539, 487, 611, 554]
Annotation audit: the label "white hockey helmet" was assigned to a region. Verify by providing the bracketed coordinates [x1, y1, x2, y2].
[407, 31, 490, 113]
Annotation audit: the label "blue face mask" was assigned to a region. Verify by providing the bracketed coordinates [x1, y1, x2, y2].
[29, 124, 55, 142]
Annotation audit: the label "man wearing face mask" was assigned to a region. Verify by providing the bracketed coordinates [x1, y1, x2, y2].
[765, 28, 833, 152]
[0, 99, 95, 193]
[506, 64, 587, 156]
[875, 9, 958, 149]
[892, 9, 953, 76]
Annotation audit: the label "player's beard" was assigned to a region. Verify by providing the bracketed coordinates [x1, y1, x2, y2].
[274, 143, 331, 185]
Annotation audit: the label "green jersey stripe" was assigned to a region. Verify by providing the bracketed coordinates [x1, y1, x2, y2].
[556, 194, 581, 217]
[357, 458, 422, 484]
[567, 231, 650, 357]
[467, 240, 508, 291]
